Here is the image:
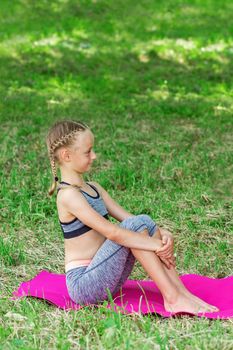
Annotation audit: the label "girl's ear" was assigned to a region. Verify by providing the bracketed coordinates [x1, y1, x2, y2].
[59, 147, 72, 162]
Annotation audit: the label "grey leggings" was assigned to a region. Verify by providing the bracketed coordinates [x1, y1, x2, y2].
[66, 214, 157, 305]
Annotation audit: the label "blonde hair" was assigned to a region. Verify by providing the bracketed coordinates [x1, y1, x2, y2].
[45, 119, 90, 196]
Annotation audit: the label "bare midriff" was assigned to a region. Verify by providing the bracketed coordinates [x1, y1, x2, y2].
[64, 228, 106, 273]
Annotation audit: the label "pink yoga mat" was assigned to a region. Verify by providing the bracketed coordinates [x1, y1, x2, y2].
[10, 270, 233, 319]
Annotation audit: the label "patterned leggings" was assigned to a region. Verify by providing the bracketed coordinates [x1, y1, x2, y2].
[66, 214, 157, 305]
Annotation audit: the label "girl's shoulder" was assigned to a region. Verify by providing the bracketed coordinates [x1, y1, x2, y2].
[56, 181, 103, 203]
[56, 183, 82, 206]
[56, 181, 105, 222]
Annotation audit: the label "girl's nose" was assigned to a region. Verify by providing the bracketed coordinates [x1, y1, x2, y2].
[91, 150, 97, 159]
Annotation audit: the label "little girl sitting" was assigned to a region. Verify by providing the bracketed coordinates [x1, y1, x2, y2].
[45, 119, 219, 314]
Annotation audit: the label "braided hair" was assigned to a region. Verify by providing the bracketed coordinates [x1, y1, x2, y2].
[45, 119, 90, 196]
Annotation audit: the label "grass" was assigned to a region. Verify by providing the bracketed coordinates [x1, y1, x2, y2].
[0, 0, 233, 349]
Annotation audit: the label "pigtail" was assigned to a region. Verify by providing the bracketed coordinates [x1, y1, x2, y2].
[48, 150, 59, 196]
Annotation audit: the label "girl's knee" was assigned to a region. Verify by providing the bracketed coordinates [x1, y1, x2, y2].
[135, 214, 157, 237]
[120, 216, 147, 233]
[137, 214, 152, 223]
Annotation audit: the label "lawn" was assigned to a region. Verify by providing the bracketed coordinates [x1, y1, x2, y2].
[0, 0, 232, 349]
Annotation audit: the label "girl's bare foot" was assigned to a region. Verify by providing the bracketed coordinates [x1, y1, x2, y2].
[164, 291, 219, 314]
[161, 262, 219, 312]
[178, 287, 219, 312]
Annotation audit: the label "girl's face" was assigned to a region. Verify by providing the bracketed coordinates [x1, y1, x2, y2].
[61, 129, 97, 173]
[72, 129, 97, 172]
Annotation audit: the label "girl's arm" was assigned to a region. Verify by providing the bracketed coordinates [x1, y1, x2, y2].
[61, 187, 163, 252]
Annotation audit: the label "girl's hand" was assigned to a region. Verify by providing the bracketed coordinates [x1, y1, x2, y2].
[160, 228, 174, 246]
[155, 229, 176, 268]
[156, 229, 174, 257]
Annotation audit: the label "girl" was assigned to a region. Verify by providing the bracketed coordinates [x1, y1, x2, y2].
[46, 119, 219, 314]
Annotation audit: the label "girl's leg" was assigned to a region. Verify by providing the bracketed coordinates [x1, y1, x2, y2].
[111, 215, 157, 295]
[67, 214, 219, 313]
[111, 251, 135, 296]
[130, 215, 219, 313]
[67, 216, 151, 305]
[137, 214, 187, 292]
[152, 225, 219, 310]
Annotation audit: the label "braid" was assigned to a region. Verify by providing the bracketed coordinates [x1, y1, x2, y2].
[46, 120, 89, 196]
[47, 150, 58, 196]
[50, 129, 79, 154]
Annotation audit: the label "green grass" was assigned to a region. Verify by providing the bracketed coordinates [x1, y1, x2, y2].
[0, 0, 233, 349]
